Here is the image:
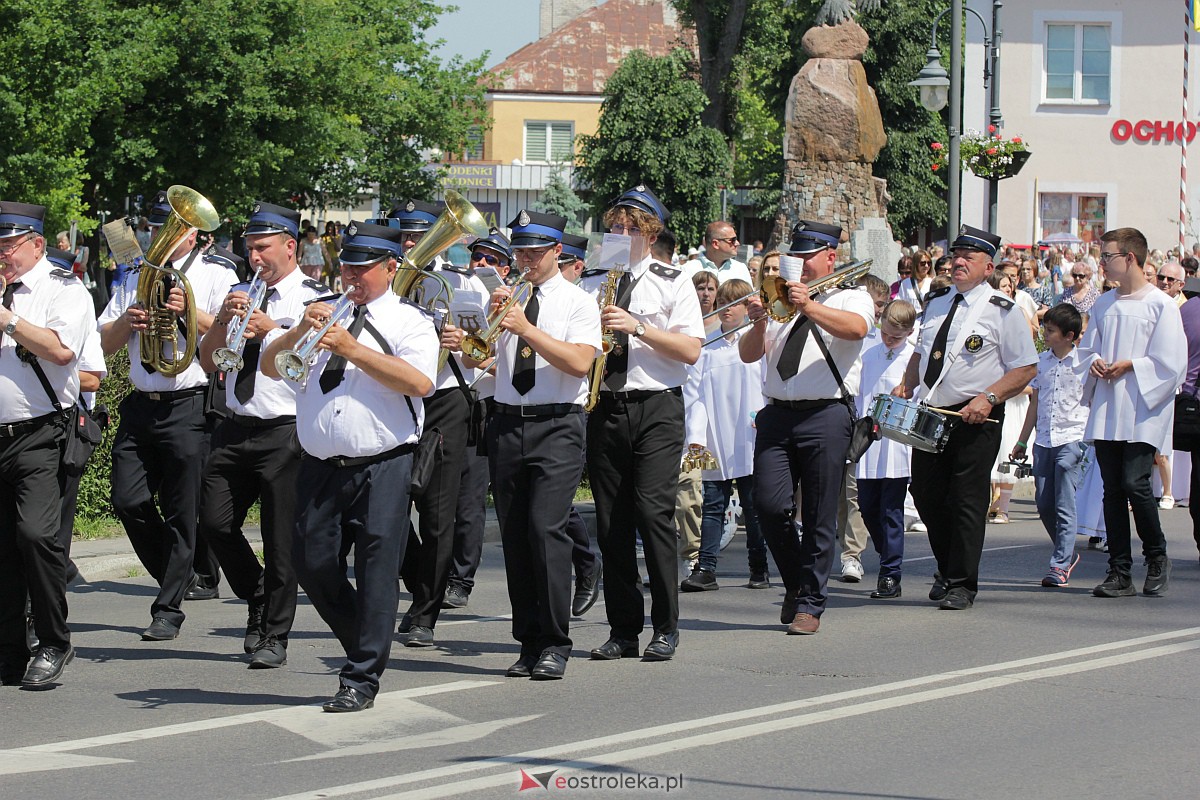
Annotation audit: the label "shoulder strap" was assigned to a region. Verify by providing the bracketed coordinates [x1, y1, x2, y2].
[445, 353, 475, 406]
[27, 358, 67, 416]
[810, 329, 856, 419]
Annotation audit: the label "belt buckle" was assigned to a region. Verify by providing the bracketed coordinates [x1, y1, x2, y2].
[146, 391, 163, 401]
[519, 404, 538, 418]
[0, 423, 14, 437]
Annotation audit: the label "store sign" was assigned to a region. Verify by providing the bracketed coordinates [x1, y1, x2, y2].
[437, 164, 497, 189]
[1111, 119, 1200, 143]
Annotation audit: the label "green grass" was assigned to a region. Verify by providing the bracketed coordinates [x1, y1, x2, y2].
[74, 503, 263, 541]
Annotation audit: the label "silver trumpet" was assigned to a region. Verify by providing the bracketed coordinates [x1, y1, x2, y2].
[212, 268, 268, 372]
[274, 287, 357, 384]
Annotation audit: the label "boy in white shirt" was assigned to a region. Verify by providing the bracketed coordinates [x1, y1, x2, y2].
[1010, 304, 1088, 588]
[855, 300, 916, 599]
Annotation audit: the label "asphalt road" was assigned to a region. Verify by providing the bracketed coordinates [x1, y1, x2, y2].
[4, 498, 1199, 800]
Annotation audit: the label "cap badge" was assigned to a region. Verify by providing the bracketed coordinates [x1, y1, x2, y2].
[347, 223, 358, 237]
[405, 200, 416, 212]
[252, 203, 261, 214]
[959, 224, 968, 235]
[635, 184, 646, 192]
[518, 210, 530, 227]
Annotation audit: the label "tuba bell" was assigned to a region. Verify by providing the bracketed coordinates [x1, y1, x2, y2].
[136, 185, 220, 376]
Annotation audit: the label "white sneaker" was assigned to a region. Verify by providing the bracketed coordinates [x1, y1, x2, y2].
[1159, 495, 1175, 510]
[839, 557, 865, 583]
[908, 521, 927, 532]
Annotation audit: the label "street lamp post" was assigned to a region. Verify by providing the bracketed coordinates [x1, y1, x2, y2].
[909, 1, 1004, 244]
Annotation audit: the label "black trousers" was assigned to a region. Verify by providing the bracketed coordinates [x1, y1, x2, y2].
[753, 402, 852, 618]
[489, 410, 585, 658]
[1094, 440, 1167, 576]
[587, 391, 683, 640]
[402, 388, 469, 628]
[57, 468, 82, 582]
[0, 422, 69, 664]
[294, 449, 413, 700]
[191, 409, 224, 590]
[910, 403, 1004, 595]
[198, 418, 301, 639]
[111, 392, 208, 627]
[448, 446, 490, 592]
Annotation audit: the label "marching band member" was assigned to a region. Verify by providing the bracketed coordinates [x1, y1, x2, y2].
[0, 203, 96, 687]
[581, 186, 704, 662]
[739, 221, 873, 635]
[196, 202, 327, 667]
[98, 190, 238, 641]
[466, 210, 600, 679]
[261, 221, 438, 711]
[893, 226, 1038, 610]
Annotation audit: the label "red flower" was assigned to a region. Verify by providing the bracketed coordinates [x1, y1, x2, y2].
[932, 164, 940, 171]
[1012, 137, 1023, 144]
[931, 142, 944, 150]
[988, 125, 996, 133]
[986, 147, 998, 155]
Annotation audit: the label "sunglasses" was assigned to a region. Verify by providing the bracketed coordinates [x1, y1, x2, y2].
[897, 270, 912, 276]
[1158, 275, 1180, 283]
[713, 236, 739, 245]
[1071, 272, 1089, 280]
[471, 251, 503, 266]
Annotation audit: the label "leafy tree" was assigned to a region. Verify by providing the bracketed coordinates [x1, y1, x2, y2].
[576, 49, 731, 249]
[534, 164, 588, 234]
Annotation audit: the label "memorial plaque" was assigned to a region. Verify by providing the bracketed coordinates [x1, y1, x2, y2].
[851, 217, 902, 283]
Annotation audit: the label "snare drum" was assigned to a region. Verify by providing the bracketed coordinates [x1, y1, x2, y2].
[870, 395, 950, 453]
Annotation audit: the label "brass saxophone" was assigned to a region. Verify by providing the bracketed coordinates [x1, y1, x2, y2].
[584, 268, 623, 412]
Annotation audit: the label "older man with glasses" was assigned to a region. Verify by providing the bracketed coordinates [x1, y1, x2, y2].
[1157, 261, 1186, 307]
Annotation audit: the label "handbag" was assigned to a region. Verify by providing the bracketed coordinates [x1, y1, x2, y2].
[24, 353, 104, 475]
[1173, 391, 1200, 451]
[404, 396, 442, 499]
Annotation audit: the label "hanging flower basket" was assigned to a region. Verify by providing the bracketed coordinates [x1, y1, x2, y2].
[930, 128, 1031, 179]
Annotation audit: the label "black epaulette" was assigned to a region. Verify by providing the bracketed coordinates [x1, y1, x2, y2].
[927, 285, 953, 301]
[49, 268, 77, 280]
[649, 262, 681, 280]
[989, 294, 1015, 311]
[581, 268, 606, 279]
[303, 278, 331, 294]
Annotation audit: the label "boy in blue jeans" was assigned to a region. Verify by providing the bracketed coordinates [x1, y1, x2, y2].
[1011, 303, 1088, 587]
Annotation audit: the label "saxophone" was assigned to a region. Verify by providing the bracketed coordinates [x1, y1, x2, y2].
[585, 268, 623, 412]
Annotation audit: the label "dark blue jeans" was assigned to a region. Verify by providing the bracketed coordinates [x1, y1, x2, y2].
[1032, 441, 1084, 570]
[699, 475, 765, 573]
[857, 477, 908, 579]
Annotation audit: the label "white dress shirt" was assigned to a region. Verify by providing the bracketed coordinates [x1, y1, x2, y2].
[580, 255, 705, 392]
[1030, 348, 1088, 448]
[279, 291, 439, 459]
[682, 361, 707, 451]
[0, 257, 95, 423]
[699, 329, 765, 481]
[224, 267, 326, 420]
[493, 272, 601, 406]
[99, 250, 238, 391]
[856, 339, 914, 480]
[762, 286, 875, 401]
[914, 282, 1039, 408]
[1079, 283, 1186, 450]
[897, 276, 931, 310]
[78, 326, 107, 411]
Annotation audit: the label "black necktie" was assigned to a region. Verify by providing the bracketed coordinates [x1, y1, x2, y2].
[923, 293, 964, 389]
[1, 282, 18, 354]
[512, 288, 540, 395]
[603, 272, 633, 386]
[775, 314, 815, 381]
[319, 305, 366, 394]
[233, 288, 273, 404]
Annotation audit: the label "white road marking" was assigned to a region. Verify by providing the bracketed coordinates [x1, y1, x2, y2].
[284, 715, 544, 761]
[263, 626, 1200, 800]
[0, 752, 131, 777]
[904, 543, 1038, 563]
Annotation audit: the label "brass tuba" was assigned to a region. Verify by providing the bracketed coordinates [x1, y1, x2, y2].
[136, 185, 220, 376]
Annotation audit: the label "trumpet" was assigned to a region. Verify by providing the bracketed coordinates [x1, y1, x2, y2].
[274, 288, 357, 384]
[460, 273, 533, 364]
[585, 268, 624, 412]
[212, 268, 267, 372]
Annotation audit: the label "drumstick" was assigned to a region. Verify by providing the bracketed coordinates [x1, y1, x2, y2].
[926, 405, 1001, 423]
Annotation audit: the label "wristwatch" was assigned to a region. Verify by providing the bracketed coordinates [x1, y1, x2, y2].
[4, 315, 20, 337]
[632, 322, 647, 338]
[984, 391, 999, 405]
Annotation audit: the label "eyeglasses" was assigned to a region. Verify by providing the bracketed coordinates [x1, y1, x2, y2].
[897, 270, 912, 276]
[918, 260, 931, 266]
[609, 224, 641, 236]
[1158, 275, 1180, 283]
[1099, 251, 1126, 264]
[0, 235, 32, 256]
[470, 251, 504, 266]
[712, 236, 739, 245]
[514, 245, 554, 261]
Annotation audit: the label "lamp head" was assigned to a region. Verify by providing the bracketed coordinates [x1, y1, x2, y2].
[909, 48, 950, 112]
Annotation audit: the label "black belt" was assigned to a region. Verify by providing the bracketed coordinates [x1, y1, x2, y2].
[599, 387, 682, 402]
[230, 413, 296, 429]
[768, 397, 843, 413]
[134, 386, 206, 402]
[493, 402, 582, 418]
[310, 441, 416, 469]
[0, 412, 63, 439]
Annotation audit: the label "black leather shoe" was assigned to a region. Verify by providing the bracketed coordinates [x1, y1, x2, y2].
[680, 568, 719, 592]
[405, 625, 434, 647]
[642, 631, 678, 661]
[1143, 555, 1171, 596]
[249, 636, 287, 669]
[530, 651, 567, 680]
[748, 569, 770, 589]
[21, 645, 74, 688]
[184, 576, 220, 601]
[244, 602, 266, 654]
[505, 653, 538, 678]
[322, 686, 373, 712]
[928, 574, 950, 602]
[590, 637, 639, 660]
[142, 617, 180, 641]
[572, 560, 603, 616]
[442, 584, 469, 609]
[25, 602, 38, 653]
[938, 587, 975, 610]
[871, 576, 902, 599]
[780, 588, 799, 624]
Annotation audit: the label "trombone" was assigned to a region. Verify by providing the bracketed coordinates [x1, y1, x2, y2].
[212, 267, 267, 372]
[274, 287, 357, 384]
[701, 258, 873, 347]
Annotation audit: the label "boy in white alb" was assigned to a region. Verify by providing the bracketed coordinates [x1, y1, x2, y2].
[1079, 228, 1186, 598]
[1011, 303, 1088, 588]
[855, 300, 916, 599]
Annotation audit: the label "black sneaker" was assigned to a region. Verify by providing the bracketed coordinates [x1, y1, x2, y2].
[1093, 570, 1135, 598]
[244, 602, 266, 654]
[1143, 555, 1171, 596]
[747, 569, 770, 589]
[680, 568, 719, 592]
[442, 584, 469, 609]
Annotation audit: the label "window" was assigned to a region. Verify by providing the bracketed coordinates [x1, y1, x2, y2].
[1040, 193, 1107, 243]
[524, 121, 574, 163]
[1045, 23, 1110, 104]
